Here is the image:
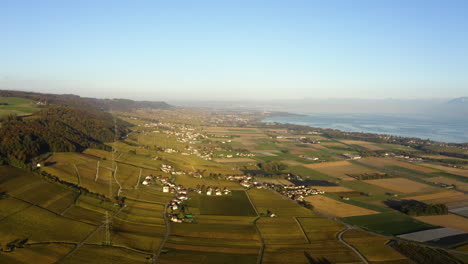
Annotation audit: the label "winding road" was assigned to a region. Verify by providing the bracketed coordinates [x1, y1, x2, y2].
[337, 226, 369, 264]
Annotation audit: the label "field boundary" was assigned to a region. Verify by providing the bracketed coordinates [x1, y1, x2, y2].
[55, 205, 126, 263]
[253, 217, 265, 264]
[60, 193, 81, 216]
[337, 227, 369, 264]
[294, 217, 311, 244]
[153, 202, 170, 264]
[245, 189, 260, 216]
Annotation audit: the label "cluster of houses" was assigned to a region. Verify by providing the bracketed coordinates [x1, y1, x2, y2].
[227, 175, 258, 189]
[237, 152, 256, 157]
[218, 152, 256, 159]
[300, 155, 319, 161]
[184, 146, 213, 160]
[343, 153, 362, 160]
[275, 135, 321, 144]
[276, 184, 325, 201]
[227, 174, 325, 202]
[198, 186, 231, 196]
[141, 121, 214, 161]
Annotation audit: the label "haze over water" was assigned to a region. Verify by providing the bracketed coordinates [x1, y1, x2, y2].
[264, 113, 468, 143]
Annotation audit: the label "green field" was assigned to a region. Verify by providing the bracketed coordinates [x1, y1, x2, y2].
[343, 229, 411, 263]
[161, 217, 260, 264]
[187, 191, 257, 216]
[257, 217, 308, 244]
[343, 212, 439, 236]
[159, 249, 258, 264]
[0, 97, 41, 117]
[298, 217, 345, 242]
[247, 188, 316, 217]
[63, 244, 151, 264]
[0, 243, 75, 264]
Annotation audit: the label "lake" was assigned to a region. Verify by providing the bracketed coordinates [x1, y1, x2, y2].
[263, 113, 468, 143]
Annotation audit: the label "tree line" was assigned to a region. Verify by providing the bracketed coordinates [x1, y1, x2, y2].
[0, 106, 130, 167]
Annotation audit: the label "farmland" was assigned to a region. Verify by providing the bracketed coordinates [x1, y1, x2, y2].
[187, 191, 257, 216]
[404, 191, 468, 209]
[305, 161, 383, 181]
[0, 97, 41, 117]
[343, 212, 438, 236]
[257, 217, 308, 244]
[358, 157, 439, 173]
[247, 188, 316, 217]
[304, 195, 379, 217]
[398, 227, 465, 242]
[422, 163, 468, 177]
[343, 229, 410, 263]
[364, 177, 436, 194]
[2, 104, 468, 263]
[415, 214, 468, 233]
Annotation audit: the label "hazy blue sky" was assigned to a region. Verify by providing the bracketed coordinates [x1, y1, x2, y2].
[1, 0, 467, 101]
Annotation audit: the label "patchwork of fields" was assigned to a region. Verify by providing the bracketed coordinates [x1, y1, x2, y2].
[2, 108, 467, 263]
[364, 177, 437, 194]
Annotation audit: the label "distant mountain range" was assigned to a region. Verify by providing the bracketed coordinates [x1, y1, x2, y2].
[447, 97, 468, 104]
[173, 97, 468, 115]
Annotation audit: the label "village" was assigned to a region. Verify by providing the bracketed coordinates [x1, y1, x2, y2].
[140, 163, 326, 223]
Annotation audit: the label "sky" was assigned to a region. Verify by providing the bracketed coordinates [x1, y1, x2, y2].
[1, 0, 467, 101]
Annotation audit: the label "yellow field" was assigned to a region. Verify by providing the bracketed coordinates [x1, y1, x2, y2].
[174, 174, 244, 190]
[404, 191, 468, 208]
[63, 244, 151, 264]
[304, 195, 378, 217]
[364, 178, 436, 194]
[320, 142, 348, 147]
[421, 163, 468, 177]
[304, 161, 350, 169]
[415, 214, 468, 233]
[343, 229, 410, 263]
[359, 157, 438, 173]
[298, 217, 345, 242]
[215, 158, 256, 163]
[340, 140, 385, 151]
[305, 161, 383, 181]
[163, 242, 259, 254]
[405, 190, 462, 200]
[283, 160, 304, 166]
[262, 242, 361, 264]
[0, 244, 75, 264]
[257, 217, 308, 245]
[252, 149, 281, 154]
[310, 186, 354, 192]
[256, 177, 292, 185]
[429, 176, 468, 192]
[422, 155, 468, 161]
[247, 189, 316, 217]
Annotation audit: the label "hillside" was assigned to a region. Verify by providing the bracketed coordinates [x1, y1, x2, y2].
[0, 90, 172, 112]
[0, 106, 130, 167]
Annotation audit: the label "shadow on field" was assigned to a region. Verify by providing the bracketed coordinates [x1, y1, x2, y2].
[383, 199, 425, 211]
[304, 252, 332, 264]
[290, 179, 338, 186]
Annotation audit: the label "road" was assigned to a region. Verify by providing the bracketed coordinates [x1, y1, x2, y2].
[153, 202, 170, 264]
[253, 217, 266, 264]
[337, 226, 369, 264]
